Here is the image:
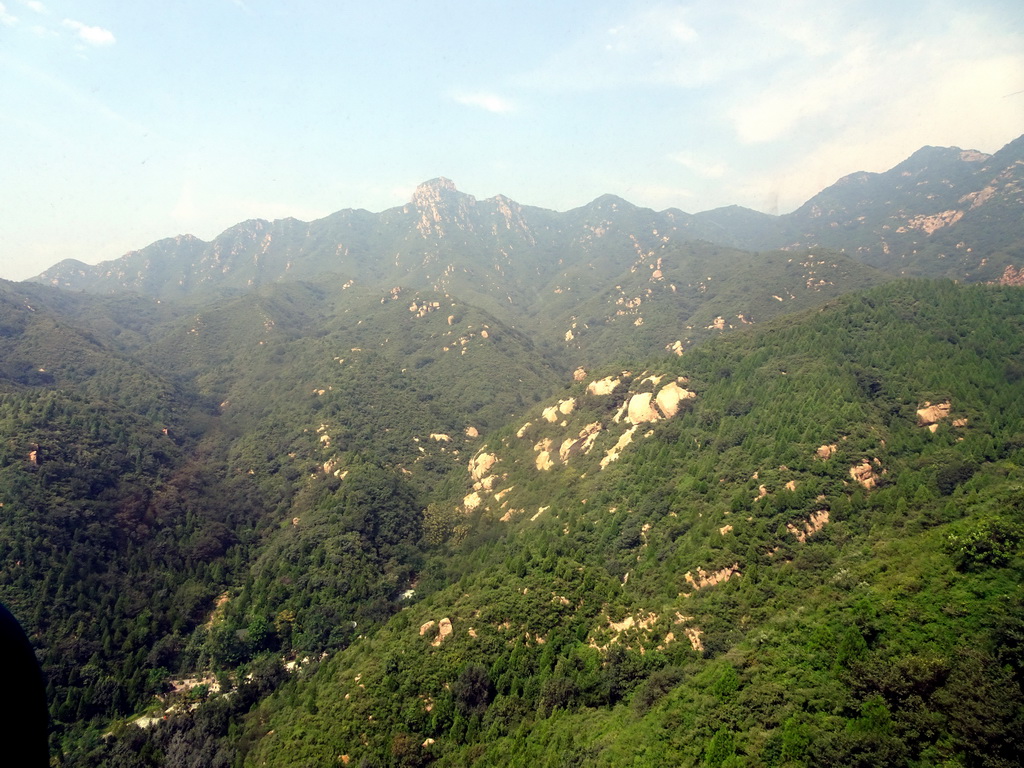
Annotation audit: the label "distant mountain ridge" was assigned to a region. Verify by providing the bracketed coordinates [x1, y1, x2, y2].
[31, 134, 1024, 300]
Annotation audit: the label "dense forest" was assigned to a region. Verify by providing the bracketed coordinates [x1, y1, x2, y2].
[233, 280, 1024, 767]
[1, 274, 1021, 766]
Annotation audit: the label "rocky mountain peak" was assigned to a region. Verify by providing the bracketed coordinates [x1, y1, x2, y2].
[408, 178, 478, 237]
[411, 177, 462, 204]
[892, 145, 973, 176]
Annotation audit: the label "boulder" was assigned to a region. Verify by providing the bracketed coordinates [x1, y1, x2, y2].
[916, 400, 951, 427]
[587, 376, 620, 396]
[627, 392, 661, 424]
[849, 461, 878, 489]
[469, 451, 498, 482]
[655, 381, 695, 418]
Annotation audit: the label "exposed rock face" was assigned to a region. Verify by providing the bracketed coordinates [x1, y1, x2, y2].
[593, 612, 660, 648]
[897, 209, 964, 234]
[787, 510, 830, 542]
[587, 376, 620, 396]
[409, 178, 476, 238]
[684, 564, 740, 592]
[409, 299, 441, 317]
[558, 422, 603, 462]
[850, 461, 879, 489]
[685, 627, 704, 652]
[573, 367, 587, 381]
[469, 451, 498, 482]
[535, 450, 554, 471]
[432, 618, 453, 646]
[816, 444, 837, 460]
[474, 475, 497, 492]
[618, 381, 695, 425]
[655, 381, 695, 418]
[627, 392, 661, 424]
[994, 265, 1024, 286]
[542, 398, 576, 422]
[559, 437, 579, 463]
[917, 401, 951, 428]
[474, 369, 700, 510]
[534, 438, 554, 471]
[600, 426, 638, 469]
[420, 617, 454, 645]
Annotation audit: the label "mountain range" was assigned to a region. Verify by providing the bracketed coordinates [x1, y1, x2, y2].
[34, 135, 1024, 299]
[2, 136, 1023, 767]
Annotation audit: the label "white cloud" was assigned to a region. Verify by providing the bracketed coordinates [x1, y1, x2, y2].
[727, 38, 879, 145]
[727, 47, 1024, 215]
[521, 1, 840, 92]
[670, 151, 727, 179]
[22, 1, 47, 14]
[0, 3, 17, 26]
[452, 91, 517, 114]
[63, 18, 115, 46]
[718, 4, 1024, 213]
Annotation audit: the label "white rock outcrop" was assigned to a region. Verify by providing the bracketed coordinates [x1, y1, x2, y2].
[787, 510, 830, 543]
[627, 392, 661, 424]
[432, 618, 453, 646]
[684, 564, 740, 592]
[655, 381, 695, 418]
[469, 451, 498, 482]
[917, 401, 951, 432]
[587, 376, 620, 396]
[849, 461, 879, 489]
[600, 426, 638, 469]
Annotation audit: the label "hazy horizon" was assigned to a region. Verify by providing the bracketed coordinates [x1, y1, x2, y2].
[3, 0, 1022, 281]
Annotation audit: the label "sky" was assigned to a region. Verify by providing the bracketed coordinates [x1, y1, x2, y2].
[1, 0, 1022, 282]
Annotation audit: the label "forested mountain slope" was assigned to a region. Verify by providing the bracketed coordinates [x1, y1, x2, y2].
[0, 274, 568, 764]
[5, 158, 1024, 767]
[74, 278, 1021, 768]
[229, 280, 1024, 768]
[780, 136, 1024, 280]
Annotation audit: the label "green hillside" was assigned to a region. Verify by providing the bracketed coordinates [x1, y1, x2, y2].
[232, 280, 1024, 768]
[55, 278, 1017, 768]
[4, 265, 1024, 766]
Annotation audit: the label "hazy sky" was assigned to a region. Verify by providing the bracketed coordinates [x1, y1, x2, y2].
[2, 0, 1022, 282]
